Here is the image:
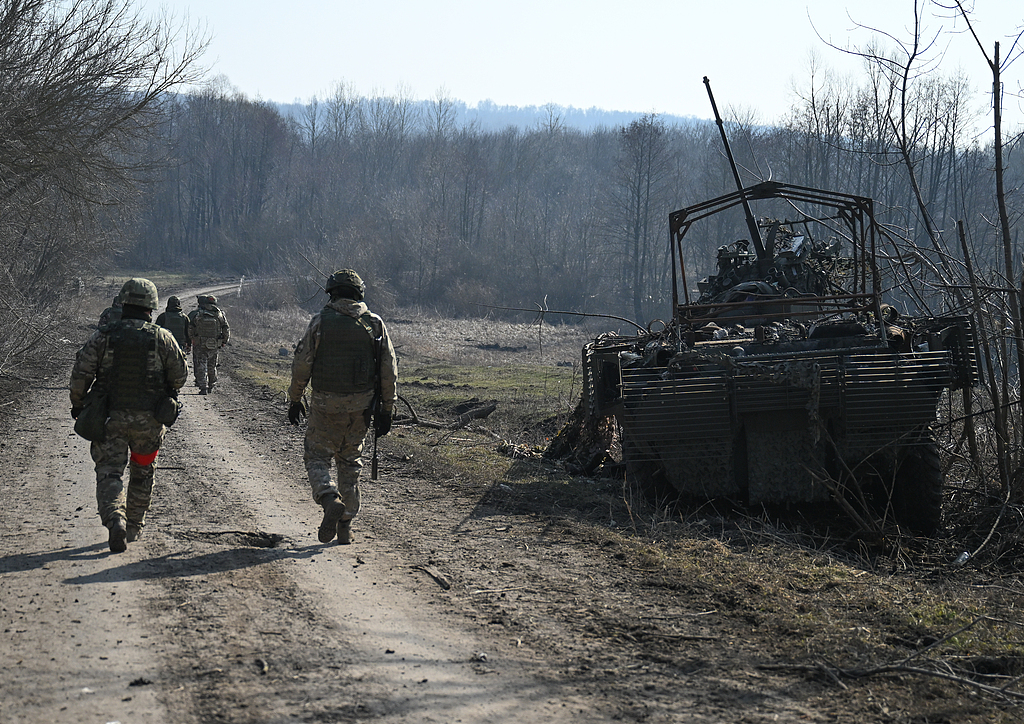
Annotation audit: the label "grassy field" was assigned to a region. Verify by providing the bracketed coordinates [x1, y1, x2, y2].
[53, 274, 1024, 717]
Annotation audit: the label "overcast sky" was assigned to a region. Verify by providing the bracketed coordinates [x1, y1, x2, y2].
[142, 0, 1023, 133]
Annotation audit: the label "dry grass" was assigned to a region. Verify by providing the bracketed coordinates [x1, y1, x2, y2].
[216, 287, 1024, 717]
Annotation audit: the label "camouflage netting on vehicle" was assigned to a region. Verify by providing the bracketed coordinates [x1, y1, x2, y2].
[543, 398, 619, 476]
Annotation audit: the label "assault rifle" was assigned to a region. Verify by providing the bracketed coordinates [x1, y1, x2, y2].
[370, 329, 384, 480]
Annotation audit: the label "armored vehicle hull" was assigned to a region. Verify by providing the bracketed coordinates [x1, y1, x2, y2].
[581, 182, 976, 535]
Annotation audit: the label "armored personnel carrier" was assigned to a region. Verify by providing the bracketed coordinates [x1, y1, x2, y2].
[580, 178, 977, 535]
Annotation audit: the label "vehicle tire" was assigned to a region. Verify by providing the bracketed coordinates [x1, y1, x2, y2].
[892, 434, 943, 536]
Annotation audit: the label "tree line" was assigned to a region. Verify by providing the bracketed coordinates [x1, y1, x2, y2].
[114, 72, 1017, 324]
[1, 0, 1021, 358]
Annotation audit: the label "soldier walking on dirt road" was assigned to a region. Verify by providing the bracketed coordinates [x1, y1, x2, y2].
[70, 278, 188, 553]
[156, 295, 191, 353]
[188, 294, 229, 395]
[287, 269, 398, 545]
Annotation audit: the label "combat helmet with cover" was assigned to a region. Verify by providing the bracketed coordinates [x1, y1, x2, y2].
[325, 269, 364, 300]
[118, 278, 159, 311]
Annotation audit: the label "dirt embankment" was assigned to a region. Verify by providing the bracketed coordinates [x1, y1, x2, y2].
[2, 297, 1023, 723]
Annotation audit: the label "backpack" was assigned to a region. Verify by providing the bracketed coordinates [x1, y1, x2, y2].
[194, 309, 221, 339]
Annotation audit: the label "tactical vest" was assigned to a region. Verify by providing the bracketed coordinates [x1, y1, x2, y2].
[161, 310, 189, 347]
[194, 309, 221, 339]
[106, 322, 164, 412]
[310, 308, 377, 395]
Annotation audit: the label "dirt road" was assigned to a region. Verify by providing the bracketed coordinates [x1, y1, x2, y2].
[1, 360, 631, 723]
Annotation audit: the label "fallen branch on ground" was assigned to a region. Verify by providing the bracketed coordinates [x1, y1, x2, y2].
[397, 394, 498, 432]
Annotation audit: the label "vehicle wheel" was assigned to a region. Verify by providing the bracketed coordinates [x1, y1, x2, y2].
[892, 435, 943, 536]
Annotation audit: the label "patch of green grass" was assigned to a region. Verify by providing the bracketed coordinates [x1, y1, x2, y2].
[96, 271, 213, 292]
[899, 601, 1024, 655]
[909, 601, 974, 629]
[226, 339, 292, 396]
[234, 363, 290, 395]
[400, 362, 579, 447]
[403, 363, 578, 406]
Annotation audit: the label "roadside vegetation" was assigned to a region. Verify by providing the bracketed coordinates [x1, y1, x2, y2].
[211, 284, 1024, 719]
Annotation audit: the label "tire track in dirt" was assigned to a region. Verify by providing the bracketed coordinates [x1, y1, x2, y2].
[156, 378, 586, 722]
[1, 367, 617, 723]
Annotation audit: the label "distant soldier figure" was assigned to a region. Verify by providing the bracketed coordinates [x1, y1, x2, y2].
[188, 294, 230, 395]
[70, 278, 188, 552]
[288, 269, 398, 545]
[156, 295, 191, 353]
[98, 296, 122, 328]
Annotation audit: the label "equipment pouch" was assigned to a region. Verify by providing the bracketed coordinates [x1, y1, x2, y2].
[74, 389, 109, 442]
[154, 396, 182, 426]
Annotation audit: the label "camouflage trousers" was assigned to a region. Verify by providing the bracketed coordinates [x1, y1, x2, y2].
[193, 344, 220, 390]
[91, 409, 166, 529]
[304, 394, 372, 520]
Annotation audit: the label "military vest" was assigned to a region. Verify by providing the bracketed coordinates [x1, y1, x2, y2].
[310, 308, 378, 395]
[106, 322, 164, 412]
[194, 309, 221, 339]
[161, 310, 189, 347]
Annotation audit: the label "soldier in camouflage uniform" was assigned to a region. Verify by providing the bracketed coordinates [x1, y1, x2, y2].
[70, 279, 188, 553]
[98, 296, 122, 327]
[288, 269, 398, 545]
[156, 295, 191, 353]
[187, 294, 230, 394]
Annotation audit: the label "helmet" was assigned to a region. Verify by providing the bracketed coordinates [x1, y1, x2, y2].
[325, 269, 365, 300]
[206, 295, 217, 304]
[111, 296, 122, 307]
[118, 278, 159, 311]
[167, 296, 181, 310]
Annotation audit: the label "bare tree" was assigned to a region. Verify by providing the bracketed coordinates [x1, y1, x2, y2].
[611, 114, 671, 323]
[943, 0, 1024, 492]
[0, 0, 205, 370]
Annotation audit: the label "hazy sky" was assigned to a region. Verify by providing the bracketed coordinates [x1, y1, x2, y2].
[142, 0, 1023, 131]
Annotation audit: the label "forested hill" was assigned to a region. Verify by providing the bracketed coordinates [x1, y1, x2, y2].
[277, 99, 705, 132]
[113, 80, 1017, 325]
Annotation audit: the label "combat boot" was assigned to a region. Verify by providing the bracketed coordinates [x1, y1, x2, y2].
[108, 517, 128, 553]
[318, 494, 346, 543]
[126, 523, 142, 543]
[198, 388, 208, 395]
[337, 518, 353, 545]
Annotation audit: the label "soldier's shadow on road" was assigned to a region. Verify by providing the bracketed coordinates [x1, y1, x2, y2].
[0, 542, 113, 574]
[61, 542, 325, 585]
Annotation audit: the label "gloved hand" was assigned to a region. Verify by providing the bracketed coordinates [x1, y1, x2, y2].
[374, 409, 393, 437]
[71, 406, 83, 419]
[288, 400, 306, 426]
